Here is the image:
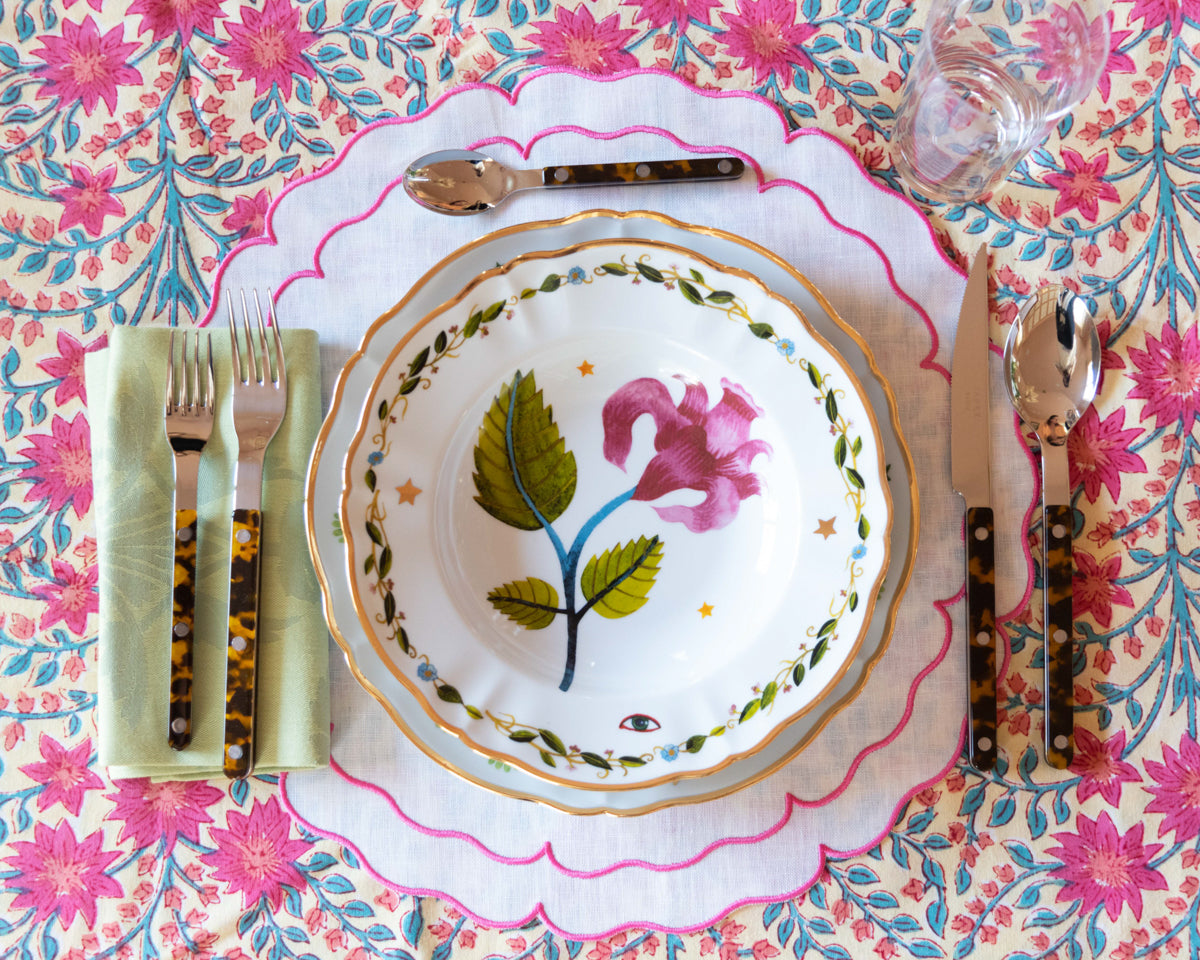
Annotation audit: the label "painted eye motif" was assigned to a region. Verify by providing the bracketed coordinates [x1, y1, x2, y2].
[619, 714, 661, 733]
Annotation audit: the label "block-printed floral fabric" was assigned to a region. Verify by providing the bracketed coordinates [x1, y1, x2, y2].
[0, 0, 1199, 957]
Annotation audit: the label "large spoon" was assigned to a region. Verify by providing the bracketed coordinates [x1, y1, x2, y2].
[1002, 285, 1100, 768]
[403, 149, 745, 215]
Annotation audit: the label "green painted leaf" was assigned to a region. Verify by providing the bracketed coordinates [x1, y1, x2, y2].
[849, 591, 858, 612]
[465, 704, 483, 719]
[473, 371, 577, 530]
[825, 389, 839, 423]
[487, 577, 560, 630]
[792, 662, 805, 687]
[365, 522, 383, 545]
[434, 330, 447, 354]
[539, 749, 556, 768]
[709, 725, 727, 737]
[540, 274, 561, 292]
[739, 699, 760, 723]
[519, 288, 538, 299]
[540, 729, 567, 755]
[365, 468, 376, 491]
[436, 683, 463, 704]
[834, 435, 847, 467]
[581, 751, 611, 770]
[748, 322, 774, 339]
[378, 400, 388, 419]
[580, 536, 664, 619]
[852, 436, 863, 456]
[858, 515, 870, 539]
[378, 546, 392, 576]
[635, 262, 664, 283]
[383, 591, 396, 624]
[689, 268, 704, 283]
[398, 627, 410, 653]
[399, 377, 419, 395]
[408, 346, 430, 377]
[619, 755, 646, 767]
[707, 290, 735, 304]
[817, 618, 837, 638]
[509, 729, 538, 742]
[684, 734, 706, 753]
[482, 300, 505, 323]
[807, 362, 822, 388]
[811, 637, 829, 667]
[678, 280, 703, 304]
[463, 311, 483, 337]
[760, 680, 778, 709]
[599, 263, 628, 276]
[846, 467, 865, 489]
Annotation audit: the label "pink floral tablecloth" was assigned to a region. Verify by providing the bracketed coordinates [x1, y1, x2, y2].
[1, 0, 1198, 957]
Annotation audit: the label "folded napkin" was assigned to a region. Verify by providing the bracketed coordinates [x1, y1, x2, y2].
[87, 325, 329, 780]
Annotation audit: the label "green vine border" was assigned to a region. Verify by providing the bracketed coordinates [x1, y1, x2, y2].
[355, 251, 880, 779]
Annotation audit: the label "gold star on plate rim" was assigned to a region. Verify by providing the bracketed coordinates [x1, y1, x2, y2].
[815, 517, 836, 539]
[577, 360, 594, 376]
[396, 479, 422, 505]
[698, 602, 714, 618]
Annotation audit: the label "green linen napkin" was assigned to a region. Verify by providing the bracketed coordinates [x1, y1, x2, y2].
[87, 325, 329, 780]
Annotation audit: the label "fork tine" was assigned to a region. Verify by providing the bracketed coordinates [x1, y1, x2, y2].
[239, 290, 258, 385]
[268, 290, 286, 394]
[252, 290, 270, 386]
[189, 331, 201, 413]
[227, 291, 243, 385]
[166, 329, 176, 414]
[204, 332, 215, 414]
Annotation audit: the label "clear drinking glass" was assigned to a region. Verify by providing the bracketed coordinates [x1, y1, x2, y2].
[891, 0, 1110, 204]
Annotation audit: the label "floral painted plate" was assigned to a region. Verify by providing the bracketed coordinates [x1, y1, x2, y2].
[340, 238, 893, 790]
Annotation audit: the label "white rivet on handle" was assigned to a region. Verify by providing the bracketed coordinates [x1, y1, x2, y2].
[978, 737, 993, 752]
[1052, 523, 1067, 539]
[236, 528, 251, 544]
[228, 745, 244, 760]
[1053, 735, 1069, 750]
[171, 718, 187, 734]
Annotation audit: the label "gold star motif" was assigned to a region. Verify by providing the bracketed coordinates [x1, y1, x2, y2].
[815, 517, 836, 540]
[577, 360, 595, 377]
[396, 479, 422, 505]
[698, 602, 714, 618]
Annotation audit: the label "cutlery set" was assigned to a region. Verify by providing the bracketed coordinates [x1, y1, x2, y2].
[163, 291, 288, 779]
[952, 245, 1100, 771]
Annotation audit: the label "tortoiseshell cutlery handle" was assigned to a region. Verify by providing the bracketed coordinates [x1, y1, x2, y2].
[168, 509, 198, 749]
[224, 508, 263, 779]
[541, 157, 744, 187]
[965, 506, 998, 772]
[1043, 503, 1074, 769]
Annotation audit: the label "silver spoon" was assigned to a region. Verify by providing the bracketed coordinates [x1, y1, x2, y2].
[402, 149, 745, 216]
[1002, 285, 1100, 769]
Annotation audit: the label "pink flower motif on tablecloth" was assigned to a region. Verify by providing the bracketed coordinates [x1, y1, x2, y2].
[1118, 0, 1200, 35]
[1043, 148, 1120, 223]
[2, 821, 122, 929]
[50, 163, 125, 238]
[526, 4, 638, 75]
[1023, 3, 1109, 98]
[603, 376, 772, 533]
[1127, 322, 1200, 434]
[106, 778, 224, 852]
[31, 16, 143, 117]
[622, 0, 721, 29]
[1048, 811, 1168, 921]
[1143, 732, 1200, 843]
[717, 0, 818, 88]
[199, 796, 312, 909]
[223, 188, 270, 239]
[19, 412, 93, 518]
[1097, 12, 1135, 102]
[1073, 550, 1134, 629]
[34, 559, 99, 635]
[20, 734, 104, 816]
[37, 330, 109, 407]
[218, 0, 317, 97]
[1070, 728, 1140, 807]
[128, 0, 228, 43]
[1068, 407, 1147, 503]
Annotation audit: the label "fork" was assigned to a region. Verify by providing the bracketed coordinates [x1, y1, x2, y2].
[224, 290, 287, 779]
[164, 330, 215, 751]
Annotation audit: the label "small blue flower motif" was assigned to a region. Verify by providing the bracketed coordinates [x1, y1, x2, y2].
[777, 338, 795, 358]
[368, 451, 384, 465]
[852, 544, 867, 559]
[417, 662, 438, 682]
[660, 744, 680, 762]
[567, 266, 586, 284]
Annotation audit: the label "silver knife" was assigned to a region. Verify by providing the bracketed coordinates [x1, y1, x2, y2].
[950, 244, 998, 772]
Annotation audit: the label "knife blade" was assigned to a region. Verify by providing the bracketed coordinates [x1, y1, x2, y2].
[950, 244, 998, 772]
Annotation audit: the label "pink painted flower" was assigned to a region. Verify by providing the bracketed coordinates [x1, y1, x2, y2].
[527, 4, 638, 74]
[1048, 811, 1167, 920]
[37, 330, 109, 407]
[1073, 550, 1134, 629]
[1118, 0, 1200, 35]
[218, 0, 318, 97]
[19, 412, 93, 518]
[128, 0, 228, 43]
[20, 734, 104, 816]
[1096, 11, 1135, 102]
[622, 0, 721, 29]
[223, 188, 270, 239]
[603, 376, 772, 533]
[1070, 728, 1140, 807]
[35, 559, 99, 636]
[106, 778, 224, 852]
[718, 0, 818, 88]
[2, 821, 122, 929]
[1068, 407, 1146, 503]
[1023, 3, 1109, 102]
[1128, 323, 1200, 434]
[31, 16, 143, 117]
[199, 796, 312, 909]
[1043, 148, 1120, 223]
[1144, 732, 1200, 843]
[51, 163, 125, 238]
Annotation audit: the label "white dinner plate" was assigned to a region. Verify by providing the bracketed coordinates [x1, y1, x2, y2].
[307, 209, 917, 814]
